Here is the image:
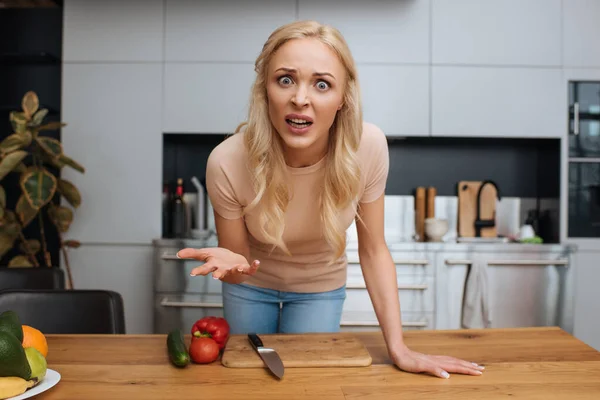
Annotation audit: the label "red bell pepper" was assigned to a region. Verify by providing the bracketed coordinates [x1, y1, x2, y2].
[191, 317, 230, 349]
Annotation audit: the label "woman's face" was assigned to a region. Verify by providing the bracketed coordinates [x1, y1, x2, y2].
[266, 38, 347, 166]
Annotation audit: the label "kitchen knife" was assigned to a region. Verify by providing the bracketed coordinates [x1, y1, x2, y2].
[248, 333, 284, 379]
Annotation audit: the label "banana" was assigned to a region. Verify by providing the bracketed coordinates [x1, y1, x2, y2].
[0, 376, 37, 399]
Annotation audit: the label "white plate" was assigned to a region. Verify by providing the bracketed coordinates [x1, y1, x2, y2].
[7, 369, 61, 400]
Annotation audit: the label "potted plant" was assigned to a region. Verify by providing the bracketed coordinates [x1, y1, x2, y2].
[0, 91, 85, 289]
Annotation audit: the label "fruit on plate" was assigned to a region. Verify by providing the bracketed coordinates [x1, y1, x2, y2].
[0, 376, 38, 400]
[0, 311, 23, 343]
[0, 331, 31, 380]
[22, 325, 48, 358]
[166, 329, 190, 368]
[25, 347, 47, 381]
[188, 337, 220, 364]
[191, 317, 230, 350]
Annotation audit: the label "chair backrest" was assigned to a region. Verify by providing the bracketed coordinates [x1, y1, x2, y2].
[0, 289, 126, 334]
[0, 268, 65, 291]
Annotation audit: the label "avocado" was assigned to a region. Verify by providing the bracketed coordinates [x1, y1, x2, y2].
[0, 311, 23, 343]
[0, 331, 31, 380]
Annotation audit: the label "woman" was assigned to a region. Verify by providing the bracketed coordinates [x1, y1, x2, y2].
[177, 20, 484, 379]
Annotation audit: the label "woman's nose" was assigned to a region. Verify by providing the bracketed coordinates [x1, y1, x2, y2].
[291, 86, 309, 107]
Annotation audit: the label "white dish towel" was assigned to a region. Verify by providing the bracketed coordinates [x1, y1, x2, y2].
[461, 260, 492, 329]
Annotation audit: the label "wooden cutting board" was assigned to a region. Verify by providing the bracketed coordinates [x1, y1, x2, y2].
[221, 333, 372, 368]
[457, 181, 498, 238]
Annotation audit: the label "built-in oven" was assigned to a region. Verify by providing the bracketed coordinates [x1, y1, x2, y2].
[568, 80, 600, 238]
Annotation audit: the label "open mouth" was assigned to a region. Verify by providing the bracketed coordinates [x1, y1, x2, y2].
[286, 118, 313, 129]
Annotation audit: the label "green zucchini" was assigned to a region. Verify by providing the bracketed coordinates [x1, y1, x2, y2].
[167, 329, 190, 368]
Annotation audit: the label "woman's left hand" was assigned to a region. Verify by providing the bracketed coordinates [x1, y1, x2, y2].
[391, 346, 485, 379]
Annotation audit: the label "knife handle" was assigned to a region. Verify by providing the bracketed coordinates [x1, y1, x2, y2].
[248, 333, 263, 350]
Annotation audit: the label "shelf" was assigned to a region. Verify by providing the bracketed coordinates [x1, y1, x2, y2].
[0, 52, 61, 65]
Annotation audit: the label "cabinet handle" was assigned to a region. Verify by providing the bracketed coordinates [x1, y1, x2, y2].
[569, 157, 600, 163]
[348, 258, 429, 265]
[346, 283, 428, 290]
[573, 102, 580, 135]
[445, 259, 473, 265]
[341, 321, 427, 328]
[445, 259, 569, 266]
[487, 259, 569, 266]
[160, 298, 223, 308]
[161, 253, 181, 260]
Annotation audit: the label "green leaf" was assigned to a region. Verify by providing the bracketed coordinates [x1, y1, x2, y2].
[0, 234, 15, 259]
[0, 150, 28, 181]
[8, 255, 34, 268]
[0, 132, 32, 154]
[0, 185, 3, 219]
[10, 112, 28, 134]
[16, 195, 37, 227]
[35, 122, 66, 132]
[49, 205, 73, 233]
[58, 179, 81, 208]
[21, 91, 39, 120]
[19, 239, 40, 255]
[35, 137, 63, 159]
[19, 167, 57, 209]
[63, 239, 81, 248]
[59, 154, 85, 174]
[31, 108, 48, 127]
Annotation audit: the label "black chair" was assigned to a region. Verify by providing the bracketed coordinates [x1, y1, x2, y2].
[0, 268, 65, 291]
[0, 289, 126, 334]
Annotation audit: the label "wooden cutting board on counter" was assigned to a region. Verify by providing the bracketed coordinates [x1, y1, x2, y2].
[221, 333, 372, 368]
[457, 181, 498, 238]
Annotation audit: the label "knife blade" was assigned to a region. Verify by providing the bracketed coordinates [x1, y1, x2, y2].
[248, 333, 284, 379]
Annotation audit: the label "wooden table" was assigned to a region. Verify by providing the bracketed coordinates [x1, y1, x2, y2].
[38, 327, 600, 399]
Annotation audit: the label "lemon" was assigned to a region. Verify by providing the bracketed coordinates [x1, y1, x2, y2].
[24, 347, 46, 381]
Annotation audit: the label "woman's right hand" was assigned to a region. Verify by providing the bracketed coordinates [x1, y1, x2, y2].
[176, 247, 260, 281]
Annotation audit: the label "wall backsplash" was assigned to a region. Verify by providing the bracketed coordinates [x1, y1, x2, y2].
[163, 133, 561, 198]
[163, 133, 561, 243]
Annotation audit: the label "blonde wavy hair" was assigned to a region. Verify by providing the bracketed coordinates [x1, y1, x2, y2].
[238, 20, 363, 261]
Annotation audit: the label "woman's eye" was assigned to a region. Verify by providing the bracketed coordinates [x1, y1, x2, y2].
[316, 80, 330, 90]
[278, 76, 293, 85]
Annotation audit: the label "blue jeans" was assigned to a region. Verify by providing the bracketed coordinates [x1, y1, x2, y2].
[221, 282, 346, 334]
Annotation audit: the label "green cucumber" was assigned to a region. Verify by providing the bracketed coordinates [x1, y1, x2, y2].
[167, 329, 190, 368]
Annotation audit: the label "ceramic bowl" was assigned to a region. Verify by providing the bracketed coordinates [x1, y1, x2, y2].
[424, 218, 449, 242]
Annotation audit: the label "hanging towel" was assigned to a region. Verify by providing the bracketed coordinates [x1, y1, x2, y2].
[461, 260, 492, 329]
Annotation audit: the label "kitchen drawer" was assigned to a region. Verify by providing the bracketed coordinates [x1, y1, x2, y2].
[344, 276, 434, 313]
[346, 250, 434, 277]
[154, 249, 222, 294]
[340, 311, 433, 332]
[154, 293, 223, 334]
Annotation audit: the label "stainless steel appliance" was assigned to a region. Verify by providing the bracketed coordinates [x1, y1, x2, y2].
[568, 80, 600, 238]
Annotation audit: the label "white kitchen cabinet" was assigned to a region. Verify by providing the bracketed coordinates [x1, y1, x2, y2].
[63, 244, 154, 334]
[573, 250, 600, 351]
[435, 251, 574, 331]
[341, 249, 435, 331]
[61, 64, 162, 243]
[431, 66, 563, 138]
[164, 0, 295, 62]
[298, 0, 430, 64]
[562, 0, 600, 67]
[432, 0, 561, 66]
[434, 252, 470, 330]
[163, 63, 256, 134]
[63, 0, 164, 62]
[358, 65, 429, 137]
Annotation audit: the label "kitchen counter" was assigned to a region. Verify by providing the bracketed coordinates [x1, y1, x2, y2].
[40, 327, 600, 399]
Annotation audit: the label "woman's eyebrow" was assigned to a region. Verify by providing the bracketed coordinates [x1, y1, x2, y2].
[275, 67, 336, 80]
